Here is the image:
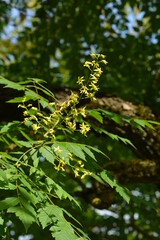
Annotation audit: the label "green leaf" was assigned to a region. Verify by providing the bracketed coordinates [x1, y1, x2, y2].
[97, 128, 135, 148]
[0, 169, 8, 183]
[133, 119, 146, 127]
[19, 197, 37, 218]
[0, 77, 25, 90]
[39, 146, 55, 164]
[0, 216, 4, 225]
[100, 170, 116, 188]
[0, 121, 19, 134]
[25, 90, 39, 101]
[7, 97, 24, 103]
[117, 136, 135, 148]
[0, 180, 9, 190]
[50, 220, 78, 240]
[98, 109, 122, 124]
[98, 109, 130, 125]
[20, 130, 34, 141]
[91, 172, 104, 184]
[38, 204, 63, 229]
[27, 78, 46, 84]
[98, 109, 113, 118]
[30, 149, 39, 167]
[81, 146, 96, 161]
[64, 143, 86, 161]
[39, 98, 49, 108]
[134, 119, 154, 130]
[88, 145, 109, 159]
[36, 82, 55, 98]
[19, 176, 32, 191]
[0, 197, 19, 210]
[87, 109, 103, 123]
[8, 206, 36, 231]
[111, 115, 122, 125]
[29, 166, 36, 175]
[46, 177, 80, 207]
[148, 120, 160, 125]
[18, 186, 34, 203]
[131, 119, 155, 131]
[17, 140, 33, 148]
[54, 183, 80, 207]
[100, 170, 130, 203]
[115, 185, 130, 204]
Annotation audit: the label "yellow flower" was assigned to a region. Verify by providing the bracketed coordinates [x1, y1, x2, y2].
[42, 119, 48, 125]
[100, 54, 106, 59]
[74, 168, 79, 177]
[100, 54, 106, 58]
[18, 104, 25, 109]
[60, 157, 65, 171]
[31, 107, 38, 110]
[37, 112, 43, 117]
[83, 61, 92, 68]
[80, 86, 89, 95]
[90, 53, 96, 58]
[80, 122, 90, 136]
[89, 83, 99, 92]
[94, 68, 103, 75]
[23, 111, 28, 116]
[70, 92, 79, 104]
[66, 100, 72, 107]
[65, 117, 71, 122]
[27, 104, 32, 107]
[48, 128, 55, 134]
[88, 93, 96, 101]
[66, 121, 76, 131]
[24, 118, 29, 122]
[44, 132, 49, 138]
[78, 160, 84, 167]
[49, 102, 55, 106]
[54, 146, 62, 155]
[101, 60, 108, 64]
[32, 124, 40, 133]
[79, 107, 86, 117]
[90, 74, 98, 83]
[44, 116, 51, 122]
[29, 115, 38, 121]
[81, 171, 89, 179]
[54, 164, 60, 172]
[77, 76, 85, 85]
[73, 108, 78, 117]
[60, 102, 67, 111]
[68, 153, 73, 160]
[51, 111, 58, 118]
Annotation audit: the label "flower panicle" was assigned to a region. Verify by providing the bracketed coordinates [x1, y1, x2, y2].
[78, 53, 107, 101]
[21, 53, 107, 139]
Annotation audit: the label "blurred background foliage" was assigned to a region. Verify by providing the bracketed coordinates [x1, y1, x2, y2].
[0, 0, 159, 111]
[0, 0, 160, 239]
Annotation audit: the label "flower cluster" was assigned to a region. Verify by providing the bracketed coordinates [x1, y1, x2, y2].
[78, 53, 108, 101]
[19, 53, 107, 140]
[52, 145, 89, 179]
[80, 122, 90, 136]
[19, 103, 58, 138]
